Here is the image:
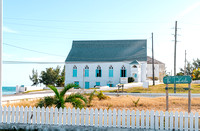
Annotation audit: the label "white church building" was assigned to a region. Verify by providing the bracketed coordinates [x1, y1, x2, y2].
[65, 40, 148, 89]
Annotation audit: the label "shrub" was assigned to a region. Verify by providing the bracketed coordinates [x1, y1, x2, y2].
[37, 96, 54, 108]
[128, 77, 135, 83]
[87, 90, 96, 107]
[97, 91, 110, 100]
[132, 98, 140, 107]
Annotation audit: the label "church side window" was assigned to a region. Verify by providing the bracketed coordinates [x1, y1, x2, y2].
[73, 65, 77, 77]
[109, 65, 113, 77]
[85, 65, 89, 77]
[120, 65, 126, 77]
[96, 65, 101, 77]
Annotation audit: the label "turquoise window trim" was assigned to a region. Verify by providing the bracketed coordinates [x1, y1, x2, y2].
[96, 82, 100, 86]
[134, 73, 137, 78]
[73, 69, 77, 77]
[74, 81, 79, 86]
[85, 82, 90, 89]
[96, 69, 101, 77]
[109, 69, 113, 77]
[85, 69, 89, 77]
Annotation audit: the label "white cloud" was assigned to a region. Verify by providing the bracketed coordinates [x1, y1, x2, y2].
[177, 2, 200, 20]
[3, 26, 18, 33]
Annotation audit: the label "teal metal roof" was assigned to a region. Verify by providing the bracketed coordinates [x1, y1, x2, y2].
[66, 40, 147, 62]
[130, 60, 139, 64]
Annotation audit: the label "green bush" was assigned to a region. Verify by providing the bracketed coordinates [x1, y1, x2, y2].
[97, 91, 110, 100]
[128, 77, 135, 83]
[37, 96, 54, 108]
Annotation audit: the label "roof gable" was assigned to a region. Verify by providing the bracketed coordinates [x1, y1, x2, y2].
[66, 40, 147, 62]
[147, 56, 164, 64]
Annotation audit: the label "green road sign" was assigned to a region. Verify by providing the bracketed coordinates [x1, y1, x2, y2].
[163, 76, 192, 84]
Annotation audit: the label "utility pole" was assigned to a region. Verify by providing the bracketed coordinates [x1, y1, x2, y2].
[0, 0, 3, 105]
[152, 33, 155, 85]
[174, 21, 177, 93]
[184, 50, 187, 75]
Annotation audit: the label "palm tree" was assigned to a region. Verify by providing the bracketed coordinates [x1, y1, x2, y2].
[38, 83, 87, 109]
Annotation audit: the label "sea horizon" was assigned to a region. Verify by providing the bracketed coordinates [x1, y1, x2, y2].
[2, 86, 16, 95]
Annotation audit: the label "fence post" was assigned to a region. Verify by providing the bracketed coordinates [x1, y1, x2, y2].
[117, 109, 121, 128]
[108, 109, 112, 127]
[195, 112, 199, 131]
[54, 107, 58, 125]
[45, 107, 49, 124]
[104, 109, 108, 127]
[99, 109, 103, 127]
[72, 108, 75, 126]
[145, 110, 149, 129]
[113, 109, 117, 128]
[37, 107, 41, 124]
[141, 110, 144, 129]
[180, 112, 183, 130]
[160, 111, 164, 130]
[90, 108, 94, 126]
[41, 107, 45, 124]
[76, 108, 80, 126]
[136, 110, 140, 129]
[185, 112, 188, 130]
[95, 109, 98, 127]
[16, 106, 20, 123]
[58, 108, 63, 125]
[170, 112, 173, 130]
[150, 110, 154, 129]
[7, 106, 11, 124]
[126, 110, 130, 128]
[188, 83, 191, 113]
[85, 108, 89, 126]
[190, 112, 193, 130]
[166, 84, 168, 111]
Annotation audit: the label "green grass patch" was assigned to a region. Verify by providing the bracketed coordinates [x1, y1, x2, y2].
[106, 84, 200, 94]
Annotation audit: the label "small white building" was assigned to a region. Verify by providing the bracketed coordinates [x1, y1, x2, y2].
[65, 40, 148, 89]
[146, 56, 165, 82]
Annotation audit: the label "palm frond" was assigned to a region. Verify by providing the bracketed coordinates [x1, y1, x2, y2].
[48, 85, 60, 98]
[65, 93, 88, 104]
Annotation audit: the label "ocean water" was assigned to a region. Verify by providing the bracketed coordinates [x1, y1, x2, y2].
[2, 86, 16, 95]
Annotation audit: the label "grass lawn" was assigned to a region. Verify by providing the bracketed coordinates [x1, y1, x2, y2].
[106, 84, 200, 93]
[3, 95, 200, 113]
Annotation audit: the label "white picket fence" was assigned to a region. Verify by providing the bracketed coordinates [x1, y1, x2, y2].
[0, 106, 199, 130]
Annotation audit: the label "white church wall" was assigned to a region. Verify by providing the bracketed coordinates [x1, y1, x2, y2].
[65, 62, 133, 88]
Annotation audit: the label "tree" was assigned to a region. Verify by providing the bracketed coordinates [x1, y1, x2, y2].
[37, 83, 87, 109]
[40, 66, 61, 86]
[192, 58, 200, 69]
[29, 69, 39, 86]
[56, 66, 65, 87]
[179, 61, 193, 75]
[192, 68, 200, 80]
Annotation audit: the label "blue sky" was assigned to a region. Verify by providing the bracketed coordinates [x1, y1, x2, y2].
[2, 0, 200, 86]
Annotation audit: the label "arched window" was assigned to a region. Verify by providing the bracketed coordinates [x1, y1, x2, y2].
[109, 65, 113, 77]
[85, 65, 89, 77]
[120, 65, 126, 77]
[73, 65, 77, 77]
[133, 65, 137, 68]
[96, 65, 101, 77]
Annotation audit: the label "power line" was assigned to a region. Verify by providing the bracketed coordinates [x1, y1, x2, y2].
[4, 17, 169, 24]
[3, 43, 66, 57]
[3, 61, 65, 64]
